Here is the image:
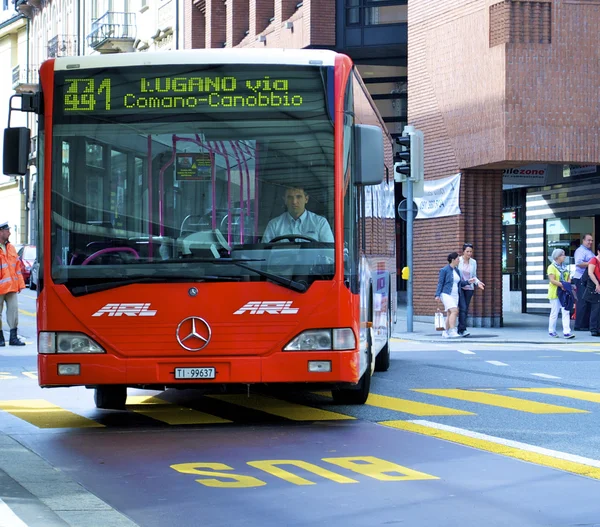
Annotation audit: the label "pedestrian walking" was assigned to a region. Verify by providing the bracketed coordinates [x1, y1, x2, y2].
[547, 248, 575, 339]
[435, 252, 475, 339]
[584, 244, 600, 336]
[0, 222, 26, 346]
[572, 233, 594, 331]
[457, 243, 485, 337]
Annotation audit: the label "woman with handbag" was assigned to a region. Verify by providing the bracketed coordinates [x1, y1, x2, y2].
[585, 244, 600, 336]
[547, 248, 575, 339]
[435, 252, 475, 338]
[457, 243, 485, 337]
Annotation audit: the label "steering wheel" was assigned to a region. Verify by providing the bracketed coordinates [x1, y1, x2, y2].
[268, 234, 318, 243]
[81, 247, 140, 266]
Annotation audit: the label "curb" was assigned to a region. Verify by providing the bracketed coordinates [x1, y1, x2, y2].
[0, 433, 139, 527]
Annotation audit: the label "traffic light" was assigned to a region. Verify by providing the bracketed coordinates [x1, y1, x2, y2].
[394, 136, 411, 181]
[393, 126, 424, 183]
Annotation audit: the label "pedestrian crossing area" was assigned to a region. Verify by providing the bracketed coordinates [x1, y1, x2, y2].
[2, 386, 600, 429]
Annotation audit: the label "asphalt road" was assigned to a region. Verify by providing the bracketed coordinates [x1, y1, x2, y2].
[2, 292, 600, 526]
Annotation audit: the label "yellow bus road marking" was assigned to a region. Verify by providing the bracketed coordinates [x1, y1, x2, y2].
[381, 420, 600, 481]
[208, 394, 355, 421]
[366, 393, 474, 416]
[0, 400, 104, 428]
[511, 388, 600, 404]
[413, 389, 588, 414]
[0, 373, 17, 380]
[18, 309, 36, 317]
[315, 391, 474, 416]
[22, 371, 37, 380]
[126, 396, 231, 425]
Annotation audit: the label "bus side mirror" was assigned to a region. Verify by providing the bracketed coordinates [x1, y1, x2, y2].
[354, 124, 384, 186]
[3, 127, 30, 176]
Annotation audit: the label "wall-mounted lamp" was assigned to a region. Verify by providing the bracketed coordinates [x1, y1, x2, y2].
[257, 35, 266, 43]
[284, 21, 293, 30]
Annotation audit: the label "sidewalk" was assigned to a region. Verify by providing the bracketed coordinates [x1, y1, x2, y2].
[392, 303, 598, 344]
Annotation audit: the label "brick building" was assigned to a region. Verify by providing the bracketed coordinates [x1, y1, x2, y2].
[409, 0, 600, 325]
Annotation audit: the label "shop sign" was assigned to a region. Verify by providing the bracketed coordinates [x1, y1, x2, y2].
[562, 165, 597, 177]
[503, 164, 547, 186]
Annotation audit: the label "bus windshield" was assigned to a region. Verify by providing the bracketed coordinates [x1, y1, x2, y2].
[50, 64, 335, 294]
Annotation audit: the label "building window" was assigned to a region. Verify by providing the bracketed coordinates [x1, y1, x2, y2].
[545, 217, 594, 274]
[365, 3, 406, 25]
[346, 0, 406, 27]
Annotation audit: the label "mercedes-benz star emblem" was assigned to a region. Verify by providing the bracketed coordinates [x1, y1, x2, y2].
[176, 317, 212, 351]
[189, 287, 198, 297]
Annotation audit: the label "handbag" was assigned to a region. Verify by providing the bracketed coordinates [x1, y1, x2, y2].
[434, 310, 445, 331]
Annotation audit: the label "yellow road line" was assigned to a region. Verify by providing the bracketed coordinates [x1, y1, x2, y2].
[0, 399, 104, 428]
[365, 393, 474, 416]
[511, 388, 600, 404]
[208, 394, 355, 421]
[413, 389, 588, 414]
[126, 395, 231, 425]
[314, 391, 473, 416]
[18, 309, 36, 317]
[380, 420, 600, 480]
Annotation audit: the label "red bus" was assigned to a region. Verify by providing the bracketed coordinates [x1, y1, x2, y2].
[4, 49, 396, 408]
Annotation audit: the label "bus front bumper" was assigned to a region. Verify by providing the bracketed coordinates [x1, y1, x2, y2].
[37, 350, 361, 387]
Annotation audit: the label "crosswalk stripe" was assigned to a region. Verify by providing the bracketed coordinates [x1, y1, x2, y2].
[126, 395, 231, 425]
[314, 391, 474, 416]
[207, 394, 355, 421]
[511, 388, 600, 404]
[365, 393, 474, 416]
[413, 389, 588, 414]
[0, 399, 104, 428]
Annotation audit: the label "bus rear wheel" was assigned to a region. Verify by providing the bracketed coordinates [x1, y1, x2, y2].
[94, 385, 127, 410]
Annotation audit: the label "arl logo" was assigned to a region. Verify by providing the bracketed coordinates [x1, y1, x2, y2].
[92, 303, 157, 317]
[234, 301, 299, 315]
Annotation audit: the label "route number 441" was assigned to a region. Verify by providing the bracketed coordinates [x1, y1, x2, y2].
[170, 456, 438, 488]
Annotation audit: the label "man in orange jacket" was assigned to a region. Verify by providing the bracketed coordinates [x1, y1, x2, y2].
[0, 221, 25, 346]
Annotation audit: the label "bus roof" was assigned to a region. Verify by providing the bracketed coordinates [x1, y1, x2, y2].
[53, 49, 341, 71]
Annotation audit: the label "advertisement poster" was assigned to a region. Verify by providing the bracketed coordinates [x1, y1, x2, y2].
[176, 153, 212, 181]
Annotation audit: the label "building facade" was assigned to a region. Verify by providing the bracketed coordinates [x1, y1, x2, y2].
[409, 0, 600, 325]
[7, 0, 186, 244]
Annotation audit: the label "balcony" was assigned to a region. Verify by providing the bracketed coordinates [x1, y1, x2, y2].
[47, 35, 78, 58]
[87, 11, 136, 54]
[12, 64, 39, 93]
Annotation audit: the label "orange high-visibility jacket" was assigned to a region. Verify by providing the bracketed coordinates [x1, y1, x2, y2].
[0, 243, 25, 294]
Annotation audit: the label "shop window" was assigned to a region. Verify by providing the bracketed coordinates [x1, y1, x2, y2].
[545, 217, 594, 275]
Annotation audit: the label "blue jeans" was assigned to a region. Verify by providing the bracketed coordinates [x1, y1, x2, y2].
[458, 289, 474, 333]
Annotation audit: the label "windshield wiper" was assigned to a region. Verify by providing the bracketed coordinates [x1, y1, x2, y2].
[70, 276, 241, 296]
[160, 257, 306, 292]
[231, 261, 307, 293]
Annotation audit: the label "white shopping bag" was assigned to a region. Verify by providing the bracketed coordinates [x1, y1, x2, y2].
[434, 311, 445, 331]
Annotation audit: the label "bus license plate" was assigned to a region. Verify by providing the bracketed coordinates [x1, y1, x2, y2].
[174, 367, 216, 379]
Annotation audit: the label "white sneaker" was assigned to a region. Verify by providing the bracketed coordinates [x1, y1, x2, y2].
[448, 329, 460, 338]
[442, 330, 449, 339]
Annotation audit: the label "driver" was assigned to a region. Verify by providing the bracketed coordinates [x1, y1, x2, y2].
[262, 185, 334, 243]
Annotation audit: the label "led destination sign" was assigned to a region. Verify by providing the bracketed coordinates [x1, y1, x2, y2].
[56, 65, 326, 118]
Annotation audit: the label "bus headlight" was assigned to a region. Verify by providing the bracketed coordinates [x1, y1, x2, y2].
[39, 332, 106, 354]
[284, 328, 355, 351]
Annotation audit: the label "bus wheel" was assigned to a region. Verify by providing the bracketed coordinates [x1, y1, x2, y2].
[332, 349, 372, 405]
[94, 386, 127, 410]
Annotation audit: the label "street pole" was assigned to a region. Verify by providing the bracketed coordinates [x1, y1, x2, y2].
[395, 124, 423, 334]
[406, 177, 413, 333]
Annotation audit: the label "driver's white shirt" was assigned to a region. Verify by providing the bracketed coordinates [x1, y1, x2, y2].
[262, 210, 334, 243]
